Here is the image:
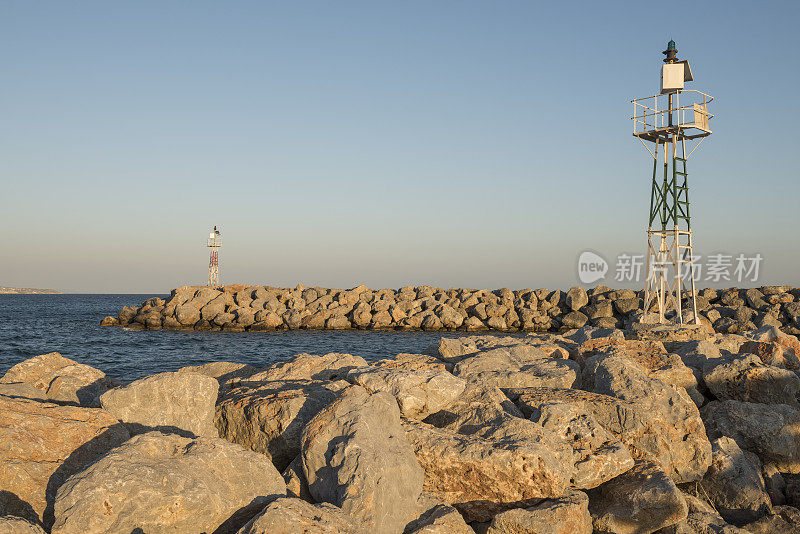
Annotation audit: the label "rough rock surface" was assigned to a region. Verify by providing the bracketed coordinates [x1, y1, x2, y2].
[0, 516, 46, 534]
[0, 352, 118, 407]
[346, 366, 466, 419]
[452, 345, 580, 389]
[741, 505, 800, 533]
[702, 400, 800, 473]
[301, 385, 424, 533]
[402, 418, 570, 523]
[51, 432, 286, 534]
[528, 398, 635, 489]
[582, 352, 712, 482]
[486, 490, 592, 534]
[99, 371, 219, 437]
[0, 396, 129, 528]
[589, 459, 688, 534]
[703, 354, 800, 407]
[700, 437, 772, 526]
[404, 501, 473, 534]
[236, 497, 359, 534]
[216, 380, 338, 471]
[249, 353, 368, 382]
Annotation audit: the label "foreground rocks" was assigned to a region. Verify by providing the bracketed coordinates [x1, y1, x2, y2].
[3, 323, 800, 533]
[106, 284, 800, 335]
[51, 432, 285, 534]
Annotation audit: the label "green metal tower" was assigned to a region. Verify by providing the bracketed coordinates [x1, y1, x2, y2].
[631, 41, 713, 324]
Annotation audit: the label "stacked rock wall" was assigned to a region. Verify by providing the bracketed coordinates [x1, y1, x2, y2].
[105, 284, 800, 336]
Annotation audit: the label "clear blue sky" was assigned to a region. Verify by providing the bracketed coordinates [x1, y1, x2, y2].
[1, 1, 798, 293]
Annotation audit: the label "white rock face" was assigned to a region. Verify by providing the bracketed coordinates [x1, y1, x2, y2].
[100, 371, 219, 438]
[301, 385, 424, 533]
[51, 432, 286, 534]
[346, 366, 466, 419]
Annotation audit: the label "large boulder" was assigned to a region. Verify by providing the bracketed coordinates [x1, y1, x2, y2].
[588, 459, 688, 534]
[740, 326, 800, 370]
[216, 380, 338, 471]
[301, 385, 424, 532]
[452, 345, 580, 390]
[248, 353, 368, 382]
[236, 497, 359, 534]
[702, 400, 800, 473]
[99, 371, 219, 438]
[0, 396, 129, 528]
[703, 354, 800, 407]
[0, 353, 118, 407]
[436, 335, 574, 365]
[528, 399, 634, 489]
[582, 352, 711, 483]
[700, 437, 772, 526]
[51, 431, 285, 534]
[402, 418, 571, 523]
[741, 505, 800, 533]
[486, 490, 592, 534]
[345, 366, 466, 419]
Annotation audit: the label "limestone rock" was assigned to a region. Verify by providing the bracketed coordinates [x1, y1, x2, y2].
[404, 502, 473, 534]
[237, 497, 359, 534]
[51, 432, 286, 534]
[700, 437, 772, 526]
[301, 385, 424, 532]
[372, 353, 450, 373]
[100, 371, 219, 438]
[589, 459, 688, 534]
[0, 396, 129, 528]
[402, 418, 571, 523]
[282, 456, 312, 501]
[486, 490, 592, 534]
[437, 335, 573, 365]
[0, 516, 46, 534]
[216, 380, 338, 471]
[346, 366, 466, 419]
[741, 505, 800, 533]
[583, 353, 712, 483]
[566, 287, 589, 312]
[452, 346, 580, 390]
[702, 400, 800, 473]
[529, 400, 634, 489]
[703, 354, 800, 407]
[249, 353, 368, 382]
[0, 353, 118, 407]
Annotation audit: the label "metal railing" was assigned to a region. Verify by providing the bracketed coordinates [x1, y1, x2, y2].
[632, 89, 714, 136]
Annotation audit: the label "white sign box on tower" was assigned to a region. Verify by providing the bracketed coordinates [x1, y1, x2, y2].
[660, 63, 684, 93]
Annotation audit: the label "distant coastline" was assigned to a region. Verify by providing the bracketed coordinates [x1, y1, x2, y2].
[0, 286, 60, 294]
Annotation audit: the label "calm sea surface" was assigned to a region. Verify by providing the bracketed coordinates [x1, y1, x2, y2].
[0, 294, 468, 381]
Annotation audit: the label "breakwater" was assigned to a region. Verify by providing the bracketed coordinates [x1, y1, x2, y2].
[104, 284, 800, 335]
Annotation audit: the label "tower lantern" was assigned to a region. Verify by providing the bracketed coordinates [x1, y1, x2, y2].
[631, 41, 713, 324]
[206, 226, 222, 288]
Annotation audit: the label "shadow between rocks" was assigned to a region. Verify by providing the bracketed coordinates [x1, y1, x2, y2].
[0, 490, 40, 526]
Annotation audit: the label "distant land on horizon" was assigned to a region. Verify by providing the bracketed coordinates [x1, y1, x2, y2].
[0, 286, 60, 294]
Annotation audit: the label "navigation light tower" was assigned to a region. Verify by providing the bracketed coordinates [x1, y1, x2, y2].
[207, 226, 222, 287]
[631, 40, 713, 324]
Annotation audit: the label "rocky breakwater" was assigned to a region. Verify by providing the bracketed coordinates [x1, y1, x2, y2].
[103, 284, 800, 336]
[3, 324, 800, 532]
